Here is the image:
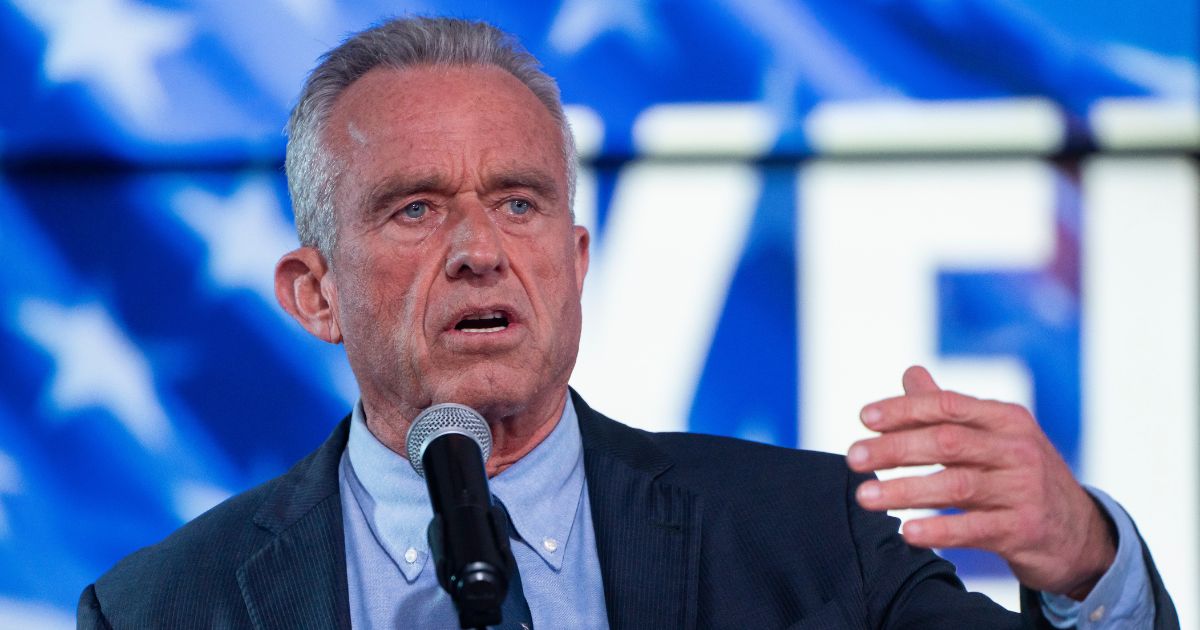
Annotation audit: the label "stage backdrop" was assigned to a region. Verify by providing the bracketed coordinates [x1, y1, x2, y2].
[1, 0, 1197, 626]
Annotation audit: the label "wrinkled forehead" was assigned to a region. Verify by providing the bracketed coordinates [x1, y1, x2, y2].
[328, 64, 563, 155]
[321, 65, 569, 214]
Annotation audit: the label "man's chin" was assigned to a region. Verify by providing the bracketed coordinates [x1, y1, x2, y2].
[424, 372, 534, 420]
[416, 355, 572, 423]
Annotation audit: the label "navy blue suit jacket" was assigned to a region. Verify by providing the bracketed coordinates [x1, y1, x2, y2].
[79, 392, 1178, 628]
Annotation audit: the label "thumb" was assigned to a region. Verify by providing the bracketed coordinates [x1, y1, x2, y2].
[902, 365, 941, 395]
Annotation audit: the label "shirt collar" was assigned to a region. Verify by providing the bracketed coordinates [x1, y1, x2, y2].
[490, 394, 584, 572]
[343, 393, 584, 580]
[343, 401, 432, 582]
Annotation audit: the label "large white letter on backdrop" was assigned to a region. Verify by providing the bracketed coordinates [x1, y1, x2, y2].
[1082, 157, 1198, 628]
[799, 159, 1055, 458]
[572, 162, 760, 432]
[800, 160, 1058, 608]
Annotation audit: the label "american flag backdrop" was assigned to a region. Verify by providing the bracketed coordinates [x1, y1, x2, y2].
[1, 1, 1197, 627]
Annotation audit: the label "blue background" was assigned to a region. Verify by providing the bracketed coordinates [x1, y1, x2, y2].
[1, 0, 1196, 622]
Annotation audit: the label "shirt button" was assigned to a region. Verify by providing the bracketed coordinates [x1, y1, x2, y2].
[542, 537, 559, 553]
[1089, 605, 1105, 622]
[404, 547, 418, 564]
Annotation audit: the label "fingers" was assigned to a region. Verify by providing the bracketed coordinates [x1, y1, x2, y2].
[901, 365, 940, 395]
[860, 390, 1032, 433]
[855, 467, 1010, 511]
[861, 366, 1034, 434]
[848, 424, 1012, 472]
[899, 511, 1012, 551]
[849, 367, 1115, 594]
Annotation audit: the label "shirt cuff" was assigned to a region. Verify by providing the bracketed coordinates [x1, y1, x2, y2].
[1039, 486, 1155, 629]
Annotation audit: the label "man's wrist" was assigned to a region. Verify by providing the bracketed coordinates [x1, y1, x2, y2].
[1039, 487, 1155, 628]
[1064, 494, 1120, 600]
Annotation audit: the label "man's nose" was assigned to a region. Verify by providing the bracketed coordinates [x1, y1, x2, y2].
[444, 207, 509, 279]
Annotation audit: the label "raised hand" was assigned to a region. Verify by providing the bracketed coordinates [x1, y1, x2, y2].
[847, 366, 1115, 599]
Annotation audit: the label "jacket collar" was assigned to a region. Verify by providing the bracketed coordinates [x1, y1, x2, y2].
[574, 390, 701, 630]
[235, 391, 702, 630]
[239, 417, 353, 630]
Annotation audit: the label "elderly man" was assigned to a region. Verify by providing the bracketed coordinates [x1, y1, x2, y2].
[79, 16, 1176, 629]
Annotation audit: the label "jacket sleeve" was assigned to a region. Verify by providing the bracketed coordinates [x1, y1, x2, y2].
[77, 584, 114, 630]
[1129, 532, 1178, 628]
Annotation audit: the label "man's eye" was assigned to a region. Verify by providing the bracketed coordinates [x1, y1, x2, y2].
[402, 201, 428, 219]
[507, 199, 531, 215]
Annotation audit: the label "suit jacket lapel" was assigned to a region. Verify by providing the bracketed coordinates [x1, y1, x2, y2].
[232, 397, 702, 629]
[574, 391, 701, 630]
[238, 419, 353, 630]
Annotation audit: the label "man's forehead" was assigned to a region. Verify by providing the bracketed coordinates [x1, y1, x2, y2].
[364, 162, 563, 200]
[323, 64, 569, 218]
[327, 64, 556, 141]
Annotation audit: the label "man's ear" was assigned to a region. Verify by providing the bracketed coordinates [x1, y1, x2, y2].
[275, 247, 342, 343]
[573, 224, 590, 290]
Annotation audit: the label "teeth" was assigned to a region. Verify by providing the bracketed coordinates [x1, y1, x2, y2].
[463, 326, 505, 333]
[454, 309, 510, 333]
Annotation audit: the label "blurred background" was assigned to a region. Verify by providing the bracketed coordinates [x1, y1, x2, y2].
[1, 0, 1197, 626]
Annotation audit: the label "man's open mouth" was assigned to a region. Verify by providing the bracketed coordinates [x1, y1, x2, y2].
[453, 311, 510, 333]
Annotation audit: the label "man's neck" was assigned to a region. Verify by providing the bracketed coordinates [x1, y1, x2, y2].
[360, 387, 570, 477]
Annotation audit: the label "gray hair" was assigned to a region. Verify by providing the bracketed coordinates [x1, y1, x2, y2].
[284, 17, 578, 260]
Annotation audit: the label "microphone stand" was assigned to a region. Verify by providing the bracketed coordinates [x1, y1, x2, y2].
[422, 433, 517, 629]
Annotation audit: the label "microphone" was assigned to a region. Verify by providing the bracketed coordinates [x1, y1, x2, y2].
[405, 403, 515, 629]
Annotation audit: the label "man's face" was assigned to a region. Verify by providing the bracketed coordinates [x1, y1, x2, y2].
[321, 64, 588, 421]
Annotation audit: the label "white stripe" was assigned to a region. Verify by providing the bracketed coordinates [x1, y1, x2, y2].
[1089, 97, 1200, 151]
[805, 98, 1065, 154]
[632, 103, 779, 157]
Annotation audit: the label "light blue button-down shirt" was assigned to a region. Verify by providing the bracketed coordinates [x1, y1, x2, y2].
[339, 396, 1153, 627]
[339, 396, 609, 629]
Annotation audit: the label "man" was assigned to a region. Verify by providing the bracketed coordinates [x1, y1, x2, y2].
[79, 16, 1177, 629]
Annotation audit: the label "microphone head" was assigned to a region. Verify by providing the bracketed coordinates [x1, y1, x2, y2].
[405, 403, 493, 478]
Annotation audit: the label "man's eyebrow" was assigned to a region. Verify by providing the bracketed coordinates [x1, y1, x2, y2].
[484, 169, 561, 201]
[358, 174, 448, 218]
